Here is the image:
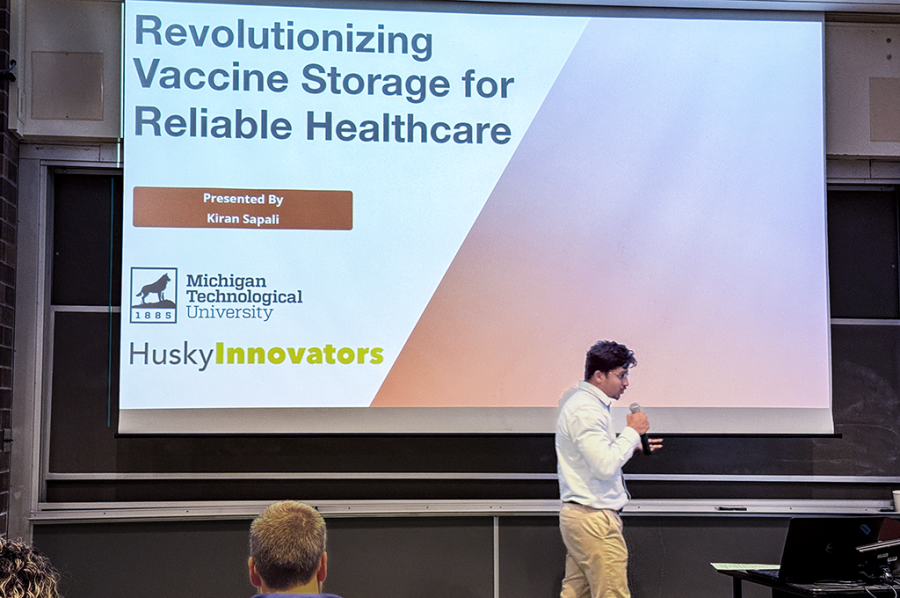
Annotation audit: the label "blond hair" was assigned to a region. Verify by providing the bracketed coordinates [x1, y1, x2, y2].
[249, 501, 326, 590]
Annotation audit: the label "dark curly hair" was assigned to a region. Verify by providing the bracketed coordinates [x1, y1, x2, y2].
[0, 537, 60, 598]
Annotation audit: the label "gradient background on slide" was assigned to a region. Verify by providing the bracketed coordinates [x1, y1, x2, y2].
[372, 17, 829, 409]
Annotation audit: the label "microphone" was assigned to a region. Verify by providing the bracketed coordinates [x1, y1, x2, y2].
[629, 403, 653, 455]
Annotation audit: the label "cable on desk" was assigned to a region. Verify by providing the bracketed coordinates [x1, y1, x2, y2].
[865, 584, 898, 598]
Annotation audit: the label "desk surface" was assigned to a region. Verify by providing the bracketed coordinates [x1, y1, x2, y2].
[719, 568, 900, 597]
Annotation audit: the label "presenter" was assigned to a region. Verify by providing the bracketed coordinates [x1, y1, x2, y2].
[556, 340, 661, 598]
[248, 500, 343, 598]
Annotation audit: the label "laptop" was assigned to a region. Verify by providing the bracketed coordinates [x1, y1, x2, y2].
[749, 517, 897, 585]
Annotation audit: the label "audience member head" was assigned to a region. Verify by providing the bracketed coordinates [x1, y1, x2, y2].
[248, 501, 328, 594]
[0, 536, 60, 598]
[584, 340, 636, 380]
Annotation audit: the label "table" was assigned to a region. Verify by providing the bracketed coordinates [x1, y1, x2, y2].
[718, 568, 900, 597]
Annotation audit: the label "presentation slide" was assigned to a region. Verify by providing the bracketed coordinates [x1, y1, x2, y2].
[120, 0, 830, 434]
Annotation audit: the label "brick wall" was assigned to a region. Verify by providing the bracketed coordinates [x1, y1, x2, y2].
[0, 0, 18, 537]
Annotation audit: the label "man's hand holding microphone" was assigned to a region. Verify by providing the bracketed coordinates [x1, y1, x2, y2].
[627, 403, 663, 455]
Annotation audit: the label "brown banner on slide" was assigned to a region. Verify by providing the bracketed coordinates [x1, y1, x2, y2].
[133, 187, 353, 230]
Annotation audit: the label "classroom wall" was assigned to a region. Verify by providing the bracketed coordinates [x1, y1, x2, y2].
[31, 515, 788, 598]
[9, 1, 900, 598]
[0, 0, 17, 538]
[828, 22, 900, 157]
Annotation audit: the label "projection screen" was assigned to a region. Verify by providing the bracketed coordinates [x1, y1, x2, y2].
[119, 0, 830, 434]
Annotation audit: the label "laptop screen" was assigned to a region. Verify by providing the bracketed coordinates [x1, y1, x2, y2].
[778, 517, 885, 584]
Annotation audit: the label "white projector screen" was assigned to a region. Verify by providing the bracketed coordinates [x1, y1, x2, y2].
[120, 0, 830, 435]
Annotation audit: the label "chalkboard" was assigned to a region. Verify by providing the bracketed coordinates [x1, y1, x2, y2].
[45, 172, 900, 504]
[31, 514, 791, 598]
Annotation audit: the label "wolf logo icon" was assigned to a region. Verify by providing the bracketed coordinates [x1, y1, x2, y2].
[131, 268, 177, 323]
[137, 273, 171, 304]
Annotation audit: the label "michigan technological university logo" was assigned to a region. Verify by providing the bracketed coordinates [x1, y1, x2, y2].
[130, 267, 177, 324]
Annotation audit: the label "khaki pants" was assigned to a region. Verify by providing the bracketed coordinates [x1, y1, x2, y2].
[559, 502, 630, 598]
